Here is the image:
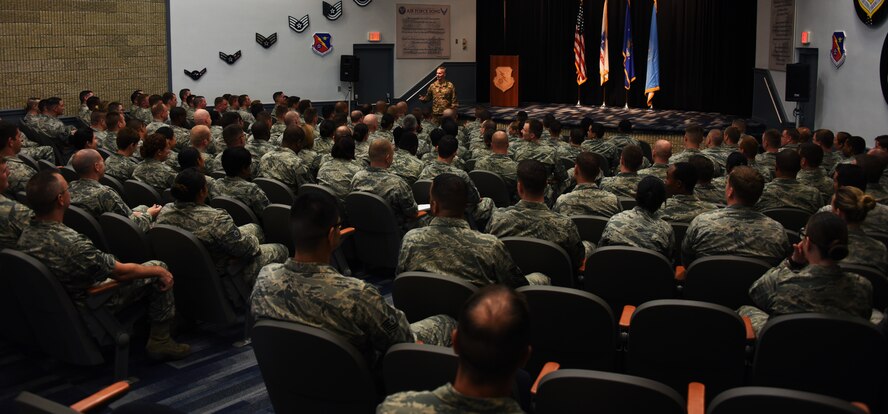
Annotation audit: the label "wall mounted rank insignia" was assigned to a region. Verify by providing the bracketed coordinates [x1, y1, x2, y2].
[830, 31, 847, 69]
[184, 68, 207, 81]
[219, 50, 242, 65]
[312, 33, 333, 56]
[323, 1, 343, 20]
[354, 0, 372, 6]
[256, 33, 278, 49]
[289, 14, 310, 33]
[855, 0, 887, 26]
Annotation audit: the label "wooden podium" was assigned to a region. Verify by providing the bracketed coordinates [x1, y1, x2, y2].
[490, 55, 519, 107]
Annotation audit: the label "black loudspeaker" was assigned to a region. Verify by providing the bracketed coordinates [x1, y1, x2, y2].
[785, 63, 810, 102]
[340, 55, 359, 82]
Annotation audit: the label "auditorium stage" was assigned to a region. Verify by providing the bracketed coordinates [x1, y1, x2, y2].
[457, 102, 759, 134]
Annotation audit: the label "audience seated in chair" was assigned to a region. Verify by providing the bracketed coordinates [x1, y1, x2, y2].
[1, 121, 38, 195]
[599, 176, 674, 257]
[553, 151, 620, 217]
[658, 162, 718, 223]
[208, 147, 269, 219]
[0, 157, 32, 249]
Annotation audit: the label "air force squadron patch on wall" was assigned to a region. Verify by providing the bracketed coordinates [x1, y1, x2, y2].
[312, 33, 333, 56]
[219, 50, 242, 65]
[831, 31, 847, 69]
[184, 68, 207, 81]
[323, 1, 343, 20]
[289, 15, 310, 33]
[855, 0, 888, 26]
[256, 32, 278, 49]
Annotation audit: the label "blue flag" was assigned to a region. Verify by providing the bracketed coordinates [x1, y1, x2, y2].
[622, 0, 635, 90]
[644, 0, 660, 106]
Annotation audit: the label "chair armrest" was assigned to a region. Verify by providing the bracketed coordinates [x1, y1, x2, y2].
[851, 402, 870, 414]
[578, 256, 587, 273]
[742, 316, 755, 342]
[674, 265, 686, 281]
[70, 381, 130, 413]
[619, 305, 636, 329]
[416, 210, 428, 219]
[530, 362, 560, 395]
[339, 227, 355, 237]
[687, 382, 705, 414]
[87, 280, 120, 296]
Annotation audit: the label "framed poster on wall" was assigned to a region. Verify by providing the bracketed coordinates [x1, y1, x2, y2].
[396, 4, 451, 59]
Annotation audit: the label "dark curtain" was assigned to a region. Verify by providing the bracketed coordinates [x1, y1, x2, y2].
[476, 0, 757, 117]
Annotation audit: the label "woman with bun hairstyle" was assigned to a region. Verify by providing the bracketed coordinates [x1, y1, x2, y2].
[832, 186, 888, 274]
[739, 211, 873, 333]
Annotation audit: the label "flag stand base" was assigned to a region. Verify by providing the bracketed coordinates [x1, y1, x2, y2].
[624, 104, 629, 109]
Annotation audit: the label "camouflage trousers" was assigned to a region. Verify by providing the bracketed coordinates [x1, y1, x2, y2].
[737, 305, 769, 336]
[21, 146, 55, 162]
[105, 260, 175, 323]
[233, 224, 290, 288]
[410, 315, 457, 346]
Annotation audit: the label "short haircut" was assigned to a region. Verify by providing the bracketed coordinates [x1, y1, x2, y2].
[179, 88, 190, 100]
[291, 192, 340, 253]
[71, 149, 102, 175]
[728, 165, 765, 205]
[303, 107, 318, 124]
[441, 118, 459, 137]
[368, 138, 392, 163]
[799, 143, 824, 168]
[517, 159, 547, 196]
[724, 126, 741, 143]
[178, 148, 201, 169]
[282, 125, 306, 148]
[79, 90, 92, 103]
[574, 152, 600, 181]
[140, 133, 168, 159]
[725, 152, 748, 173]
[220, 111, 242, 127]
[170, 168, 206, 202]
[775, 149, 802, 175]
[402, 114, 418, 132]
[26, 170, 64, 216]
[569, 128, 585, 145]
[762, 129, 781, 148]
[116, 127, 141, 150]
[688, 154, 715, 181]
[835, 164, 867, 191]
[456, 285, 531, 382]
[150, 102, 166, 118]
[671, 162, 697, 193]
[0, 121, 17, 149]
[590, 122, 605, 138]
[353, 123, 369, 142]
[429, 128, 445, 146]
[738, 136, 759, 158]
[126, 118, 145, 130]
[437, 135, 458, 158]
[105, 111, 123, 129]
[476, 108, 491, 121]
[69, 128, 95, 150]
[319, 120, 336, 138]
[548, 119, 562, 136]
[784, 128, 801, 143]
[162, 92, 176, 104]
[685, 125, 704, 145]
[847, 136, 867, 155]
[431, 173, 467, 213]
[331, 135, 355, 160]
[222, 124, 244, 147]
[252, 121, 270, 142]
[620, 144, 643, 171]
[875, 135, 888, 150]
[89, 109, 106, 125]
[155, 126, 174, 141]
[856, 154, 887, 184]
[380, 113, 394, 129]
[169, 106, 187, 124]
[636, 176, 667, 213]
[814, 129, 835, 148]
[222, 147, 252, 177]
[526, 119, 543, 139]
[397, 132, 419, 154]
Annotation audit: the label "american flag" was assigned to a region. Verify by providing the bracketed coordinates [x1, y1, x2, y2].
[574, 0, 587, 85]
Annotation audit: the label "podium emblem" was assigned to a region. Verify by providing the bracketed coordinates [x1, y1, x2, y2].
[494, 66, 515, 92]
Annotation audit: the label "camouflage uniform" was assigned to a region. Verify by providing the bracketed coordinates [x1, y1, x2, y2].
[755, 152, 778, 177]
[658, 194, 719, 223]
[250, 260, 456, 364]
[170, 125, 190, 151]
[101, 130, 118, 152]
[755, 178, 823, 214]
[487, 200, 586, 270]
[155, 202, 288, 287]
[694, 182, 724, 204]
[738, 261, 873, 334]
[599, 207, 675, 257]
[797, 168, 835, 203]
[313, 136, 334, 156]
[378, 383, 524, 414]
[27, 114, 71, 142]
[821, 150, 842, 175]
[133, 158, 177, 192]
[818, 203, 888, 239]
[146, 121, 167, 136]
[208, 176, 270, 219]
[237, 109, 256, 126]
[3, 155, 37, 194]
[317, 158, 363, 202]
[421, 150, 466, 171]
[398, 216, 550, 287]
[682, 205, 790, 265]
[78, 105, 91, 125]
[474, 154, 518, 190]
[417, 132, 432, 158]
[350, 166, 418, 229]
[258, 147, 313, 193]
[210, 126, 225, 153]
[201, 152, 221, 173]
[468, 146, 492, 162]
[0, 193, 31, 249]
[389, 149, 425, 185]
[297, 148, 322, 174]
[370, 129, 395, 143]
[637, 163, 669, 181]
[270, 123, 286, 142]
[92, 128, 108, 148]
[580, 139, 620, 168]
[702, 145, 737, 171]
[131, 108, 152, 125]
[844, 228, 888, 275]
[553, 183, 621, 217]
[669, 149, 721, 176]
[867, 183, 888, 205]
[425, 80, 458, 115]
[354, 140, 370, 164]
[600, 172, 642, 198]
[104, 153, 139, 181]
[69, 179, 153, 232]
[608, 134, 640, 152]
[17, 220, 174, 322]
[513, 140, 568, 185]
[748, 159, 774, 182]
[419, 160, 494, 224]
[780, 143, 800, 152]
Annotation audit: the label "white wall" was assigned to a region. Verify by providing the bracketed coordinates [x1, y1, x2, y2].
[756, 0, 888, 141]
[169, 0, 475, 103]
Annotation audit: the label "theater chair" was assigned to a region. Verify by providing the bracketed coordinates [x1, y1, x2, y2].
[516, 286, 617, 377]
[345, 191, 403, 278]
[0, 249, 142, 380]
[411, 179, 432, 205]
[63, 205, 109, 252]
[571, 215, 610, 245]
[59, 166, 78, 183]
[18, 153, 40, 170]
[761, 207, 810, 232]
[584, 246, 676, 317]
[838, 263, 888, 310]
[751, 313, 886, 411]
[392, 272, 478, 323]
[681, 255, 771, 309]
[501, 237, 575, 288]
[383, 343, 458, 395]
[253, 177, 295, 206]
[252, 319, 378, 413]
[148, 225, 240, 324]
[15, 381, 130, 414]
[123, 180, 161, 209]
[707, 387, 870, 414]
[262, 204, 294, 255]
[98, 175, 125, 197]
[619, 300, 752, 400]
[99, 213, 153, 264]
[470, 170, 511, 207]
[210, 196, 259, 226]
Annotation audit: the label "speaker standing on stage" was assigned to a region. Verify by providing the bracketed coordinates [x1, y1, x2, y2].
[420, 66, 458, 116]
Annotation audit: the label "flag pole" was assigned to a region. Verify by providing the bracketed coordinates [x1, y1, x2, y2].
[577, 85, 581, 107]
[601, 88, 606, 107]
[624, 90, 628, 109]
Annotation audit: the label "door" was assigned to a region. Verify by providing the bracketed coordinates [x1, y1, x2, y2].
[354, 44, 394, 105]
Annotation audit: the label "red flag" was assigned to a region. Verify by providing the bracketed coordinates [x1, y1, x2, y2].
[574, 0, 588, 85]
